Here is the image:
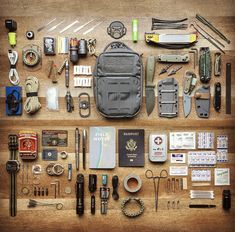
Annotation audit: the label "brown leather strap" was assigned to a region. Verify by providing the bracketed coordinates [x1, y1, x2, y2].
[195, 92, 210, 99]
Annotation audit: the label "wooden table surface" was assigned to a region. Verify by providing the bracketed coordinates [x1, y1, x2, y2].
[0, 1, 235, 232]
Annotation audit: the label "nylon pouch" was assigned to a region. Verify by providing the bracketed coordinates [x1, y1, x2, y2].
[93, 42, 143, 118]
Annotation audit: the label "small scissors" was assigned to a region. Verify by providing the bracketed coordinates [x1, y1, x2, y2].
[145, 169, 168, 211]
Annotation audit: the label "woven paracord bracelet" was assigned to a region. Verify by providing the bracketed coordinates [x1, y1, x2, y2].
[121, 197, 144, 218]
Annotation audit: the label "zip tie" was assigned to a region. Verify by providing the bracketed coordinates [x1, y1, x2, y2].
[8, 50, 20, 85]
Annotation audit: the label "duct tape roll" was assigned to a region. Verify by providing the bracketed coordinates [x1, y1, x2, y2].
[123, 174, 142, 193]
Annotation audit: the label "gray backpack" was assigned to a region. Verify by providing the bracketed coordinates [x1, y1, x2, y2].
[93, 42, 143, 118]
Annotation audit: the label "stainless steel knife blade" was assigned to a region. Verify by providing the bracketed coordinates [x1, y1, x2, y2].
[183, 93, 191, 118]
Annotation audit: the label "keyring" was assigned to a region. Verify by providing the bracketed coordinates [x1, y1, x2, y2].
[52, 164, 64, 176]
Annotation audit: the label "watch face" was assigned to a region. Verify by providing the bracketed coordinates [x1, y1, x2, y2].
[6, 160, 20, 173]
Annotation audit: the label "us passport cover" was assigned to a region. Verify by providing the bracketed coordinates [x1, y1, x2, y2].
[118, 129, 145, 167]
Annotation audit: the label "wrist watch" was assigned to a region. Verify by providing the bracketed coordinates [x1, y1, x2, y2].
[6, 134, 20, 217]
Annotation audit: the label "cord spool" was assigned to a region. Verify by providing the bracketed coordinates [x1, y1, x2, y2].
[78, 39, 87, 56]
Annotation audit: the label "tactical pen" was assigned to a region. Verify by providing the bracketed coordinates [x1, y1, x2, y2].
[65, 59, 69, 88]
[75, 128, 80, 170]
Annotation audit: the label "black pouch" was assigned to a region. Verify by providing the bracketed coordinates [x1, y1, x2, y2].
[93, 42, 143, 118]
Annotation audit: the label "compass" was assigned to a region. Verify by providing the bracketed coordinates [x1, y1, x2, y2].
[22, 44, 41, 70]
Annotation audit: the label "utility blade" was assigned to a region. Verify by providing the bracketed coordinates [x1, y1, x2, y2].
[73, 19, 95, 33]
[48, 20, 65, 32]
[60, 20, 79, 33]
[37, 18, 57, 32]
[183, 93, 191, 118]
[83, 21, 104, 35]
[146, 87, 155, 116]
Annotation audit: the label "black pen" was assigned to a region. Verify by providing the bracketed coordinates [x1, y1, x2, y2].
[189, 204, 216, 208]
[82, 129, 87, 170]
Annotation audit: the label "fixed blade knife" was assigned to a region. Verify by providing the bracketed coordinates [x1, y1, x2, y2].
[145, 56, 156, 116]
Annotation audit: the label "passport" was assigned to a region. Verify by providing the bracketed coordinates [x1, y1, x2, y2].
[118, 129, 145, 167]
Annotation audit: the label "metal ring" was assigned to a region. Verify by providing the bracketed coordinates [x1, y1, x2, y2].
[26, 31, 34, 40]
[21, 186, 30, 195]
[60, 151, 68, 159]
[32, 165, 42, 175]
[52, 164, 64, 176]
[123, 174, 142, 193]
[46, 163, 55, 176]
[56, 203, 64, 210]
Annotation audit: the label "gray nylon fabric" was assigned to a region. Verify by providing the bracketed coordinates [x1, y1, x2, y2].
[93, 42, 143, 118]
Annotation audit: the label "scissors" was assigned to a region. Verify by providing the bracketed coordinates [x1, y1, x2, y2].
[145, 169, 168, 211]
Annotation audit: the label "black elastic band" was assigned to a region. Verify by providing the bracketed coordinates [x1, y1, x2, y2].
[26, 92, 38, 97]
[10, 64, 16, 69]
[152, 18, 188, 24]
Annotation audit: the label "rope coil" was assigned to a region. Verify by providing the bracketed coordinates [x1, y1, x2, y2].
[24, 76, 41, 114]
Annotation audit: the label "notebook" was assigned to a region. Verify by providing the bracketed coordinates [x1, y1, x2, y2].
[89, 127, 116, 169]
